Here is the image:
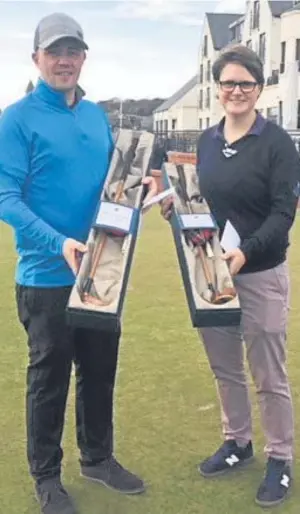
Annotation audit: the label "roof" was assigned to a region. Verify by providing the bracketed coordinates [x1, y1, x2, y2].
[154, 75, 198, 113]
[206, 12, 243, 50]
[284, 1, 300, 13]
[268, 1, 294, 16]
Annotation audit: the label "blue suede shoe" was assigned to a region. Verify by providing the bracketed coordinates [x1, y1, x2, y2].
[255, 457, 292, 508]
[198, 439, 254, 477]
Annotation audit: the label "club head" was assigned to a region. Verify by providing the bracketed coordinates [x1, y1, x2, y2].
[212, 288, 236, 305]
[200, 288, 236, 306]
[81, 292, 112, 307]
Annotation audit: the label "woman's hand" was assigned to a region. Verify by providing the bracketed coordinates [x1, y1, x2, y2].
[142, 176, 158, 206]
[160, 196, 174, 220]
[222, 248, 246, 275]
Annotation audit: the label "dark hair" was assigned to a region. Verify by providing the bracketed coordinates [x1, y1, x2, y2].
[212, 44, 265, 86]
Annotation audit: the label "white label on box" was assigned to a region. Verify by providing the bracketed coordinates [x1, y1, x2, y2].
[220, 220, 241, 252]
[180, 213, 215, 229]
[95, 202, 134, 232]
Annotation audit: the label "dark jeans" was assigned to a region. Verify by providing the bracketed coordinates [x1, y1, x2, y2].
[16, 284, 121, 483]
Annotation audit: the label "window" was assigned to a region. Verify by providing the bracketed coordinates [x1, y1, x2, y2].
[155, 121, 159, 132]
[203, 35, 208, 57]
[230, 23, 242, 42]
[206, 117, 210, 128]
[171, 119, 177, 130]
[159, 120, 163, 132]
[259, 33, 266, 64]
[199, 119, 203, 130]
[206, 88, 210, 108]
[236, 22, 243, 41]
[266, 106, 278, 124]
[199, 64, 203, 83]
[296, 39, 300, 61]
[163, 120, 168, 132]
[199, 89, 203, 110]
[298, 100, 300, 129]
[207, 61, 211, 81]
[280, 41, 286, 73]
[246, 39, 252, 49]
[253, 1, 260, 30]
[271, 69, 279, 84]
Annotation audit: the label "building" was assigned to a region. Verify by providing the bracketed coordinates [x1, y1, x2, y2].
[153, 75, 198, 132]
[198, 11, 243, 129]
[196, 0, 300, 130]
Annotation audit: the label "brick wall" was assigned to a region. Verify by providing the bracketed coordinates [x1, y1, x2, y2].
[167, 151, 196, 165]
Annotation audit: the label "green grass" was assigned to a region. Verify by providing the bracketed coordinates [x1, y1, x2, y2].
[1, 209, 300, 514]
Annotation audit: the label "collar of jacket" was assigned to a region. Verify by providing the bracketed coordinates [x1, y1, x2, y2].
[33, 78, 86, 110]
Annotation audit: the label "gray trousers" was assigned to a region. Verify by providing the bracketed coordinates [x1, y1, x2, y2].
[199, 262, 293, 461]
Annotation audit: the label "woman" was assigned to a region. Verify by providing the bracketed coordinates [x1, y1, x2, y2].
[162, 45, 300, 508]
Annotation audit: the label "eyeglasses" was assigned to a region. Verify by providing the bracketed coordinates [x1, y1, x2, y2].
[219, 80, 258, 93]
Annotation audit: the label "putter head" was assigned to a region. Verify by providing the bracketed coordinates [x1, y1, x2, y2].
[78, 277, 93, 303]
[81, 292, 112, 307]
[79, 277, 112, 306]
[212, 288, 237, 305]
[200, 288, 236, 305]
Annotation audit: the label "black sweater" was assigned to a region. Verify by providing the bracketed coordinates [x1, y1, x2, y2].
[197, 119, 300, 274]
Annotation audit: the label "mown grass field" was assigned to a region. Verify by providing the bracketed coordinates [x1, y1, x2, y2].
[0, 208, 300, 514]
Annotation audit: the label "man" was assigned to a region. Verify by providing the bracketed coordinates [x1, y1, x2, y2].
[0, 12, 157, 514]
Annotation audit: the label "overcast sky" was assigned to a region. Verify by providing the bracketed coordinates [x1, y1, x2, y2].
[0, 0, 246, 108]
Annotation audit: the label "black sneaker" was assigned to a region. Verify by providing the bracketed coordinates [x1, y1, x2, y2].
[255, 457, 292, 507]
[80, 456, 145, 494]
[198, 440, 254, 477]
[35, 477, 77, 514]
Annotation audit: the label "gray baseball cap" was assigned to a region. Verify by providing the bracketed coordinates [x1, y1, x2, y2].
[34, 13, 89, 51]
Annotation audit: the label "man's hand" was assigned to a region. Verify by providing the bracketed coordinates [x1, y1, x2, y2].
[62, 238, 87, 275]
[142, 176, 158, 206]
[222, 248, 246, 276]
[160, 196, 174, 220]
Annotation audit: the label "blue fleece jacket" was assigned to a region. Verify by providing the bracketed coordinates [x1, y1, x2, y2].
[0, 79, 113, 287]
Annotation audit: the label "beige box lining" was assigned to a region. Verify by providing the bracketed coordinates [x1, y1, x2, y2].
[164, 162, 240, 310]
[68, 129, 155, 314]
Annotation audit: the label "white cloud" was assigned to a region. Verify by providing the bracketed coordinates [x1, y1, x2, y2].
[113, 1, 188, 20]
[0, 30, 32, 40]
[80, 61, 193, 100]
[214, 0, 245, 13]
[173, 15, 204, 27]
[79, 0, 206, 26]
[0, 1, 205, 107]
[87, 34, 159, 60]
[0, 63, 37, 106]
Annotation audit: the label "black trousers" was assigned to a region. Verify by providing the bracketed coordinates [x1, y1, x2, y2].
[16, 284, 121, 483]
